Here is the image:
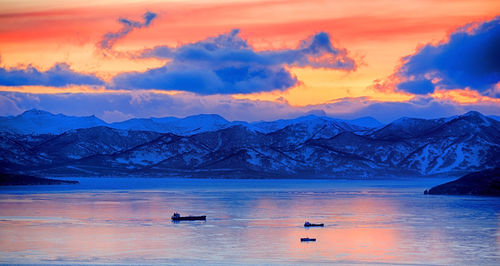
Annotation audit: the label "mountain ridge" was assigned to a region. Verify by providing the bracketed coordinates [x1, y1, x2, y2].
[0, 110, 498, 178]
[0, 109, 383, 136]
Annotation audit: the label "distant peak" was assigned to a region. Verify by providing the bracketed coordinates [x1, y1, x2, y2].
[185, 113, 229, 122]
[188, 113, 223, 118]
[304, 109, 327, 117]
[462, 110, 484, 118]
[391, 116, 416, 124]
[20, 109, 53, 116]
[459, 111, 490, 126]
[297, 114, 321, 119]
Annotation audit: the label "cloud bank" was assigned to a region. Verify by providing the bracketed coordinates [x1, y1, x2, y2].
[396, 16, 500, 97]
[111, 29, 356, 94]
[0, 63, 103, 87]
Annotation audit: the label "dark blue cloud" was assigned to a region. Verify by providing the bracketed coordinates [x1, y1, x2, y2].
[112, 64, 296, 94]
[397, 79, 435, 95]
[397, 16, 500, 97]
[99, 11, 157, 50]
[113, 29, 356, 94]
[0, 63, 104, 87]
[270, 32, 356, 69]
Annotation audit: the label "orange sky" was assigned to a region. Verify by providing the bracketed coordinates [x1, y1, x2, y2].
[0, 0, 499, 113]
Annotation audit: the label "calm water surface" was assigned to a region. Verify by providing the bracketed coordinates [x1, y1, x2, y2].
[0, 177, 499, 265]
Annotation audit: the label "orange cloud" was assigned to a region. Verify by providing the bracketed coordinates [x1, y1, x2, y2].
[1, 0, 499, 107]
[431, 88, 500, 104]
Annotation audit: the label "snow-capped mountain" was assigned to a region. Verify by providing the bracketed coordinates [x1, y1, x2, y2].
[0, 109, 382, 135]
[0, 110, 498, 178]
[395, 111, 499, 174]
[110, 114, 233, 135]
[0, 109, 107, 135]
[249, 115, 381, 134]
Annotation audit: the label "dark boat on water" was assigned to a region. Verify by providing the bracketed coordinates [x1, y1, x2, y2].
[171, 213, 206, 221]
[301, 237, 316, 242]
[304, 221, 324, 227]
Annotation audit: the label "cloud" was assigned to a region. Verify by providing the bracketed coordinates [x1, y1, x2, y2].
[2, 91, 498, 124]
[396, 16, 500, 97]
[271, 32, 356, 69]
[99, 11, 157, 50]
[112, 29, 356, 94]
[0, 94, 22, 115]
[396, 79, 435, 95]
[0, 63, 104, 87]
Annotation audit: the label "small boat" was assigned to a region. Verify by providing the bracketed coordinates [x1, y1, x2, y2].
[171, 212, 206, 221]
[301, 237, 316, 242]
[304, 221, 324, 227]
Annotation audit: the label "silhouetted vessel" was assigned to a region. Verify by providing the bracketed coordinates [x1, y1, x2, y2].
[171, 212, 206, 221]
[304, 221, 324, 227]
[301, 237, 316, 242]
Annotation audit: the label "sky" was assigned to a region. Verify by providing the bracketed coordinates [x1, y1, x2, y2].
[0, 0, 499, 123]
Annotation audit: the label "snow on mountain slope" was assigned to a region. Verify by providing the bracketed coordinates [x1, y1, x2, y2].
[0, 109, 106, 135]
[30, 127, 162, 162]
[398, 111, 500, 174]
[110, 114, 234, 135]
[163, 114, 232, 135]
[0, 110, 236, 136]
[369, 116, 447, 139]
[1, 110, 498, 178]
[111, 134, 207, 168]
[0, 110, 382, 136]
[110, 118, 165, 132]
[250, 115, 372, 134]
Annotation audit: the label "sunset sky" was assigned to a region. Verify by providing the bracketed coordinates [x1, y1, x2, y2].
[0, 0, 499, 122]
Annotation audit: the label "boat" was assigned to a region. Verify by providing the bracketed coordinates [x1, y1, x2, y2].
[171, 213, 206, 221]
[300, 237, 316, 242]
[304, 221, 324, 227]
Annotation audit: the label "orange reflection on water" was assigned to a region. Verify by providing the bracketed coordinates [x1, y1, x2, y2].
[0, 194, 171, 259]
[286, 197, 400, 263]
[289, 227, 398, 262]
[1, 186, 500, 264]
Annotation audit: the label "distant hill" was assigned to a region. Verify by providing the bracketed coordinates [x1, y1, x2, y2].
[0, 110, 498, 178]
[111, 114, 234, 135]
[0, 109, 106, 135]
[489, 115, 500, 122]
[0, 109, 383, 135]
[0, 172, 79, 186]
[426, 168, 500, 196]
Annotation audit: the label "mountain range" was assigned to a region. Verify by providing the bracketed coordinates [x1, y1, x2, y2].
[0, 109, 384, 135]
[0, 109, 499, 178]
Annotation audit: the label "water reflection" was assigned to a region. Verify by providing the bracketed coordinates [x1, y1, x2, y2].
[0, 179, 499, 264]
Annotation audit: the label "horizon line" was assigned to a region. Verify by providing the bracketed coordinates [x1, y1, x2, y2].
[5, 108, 500, 125]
